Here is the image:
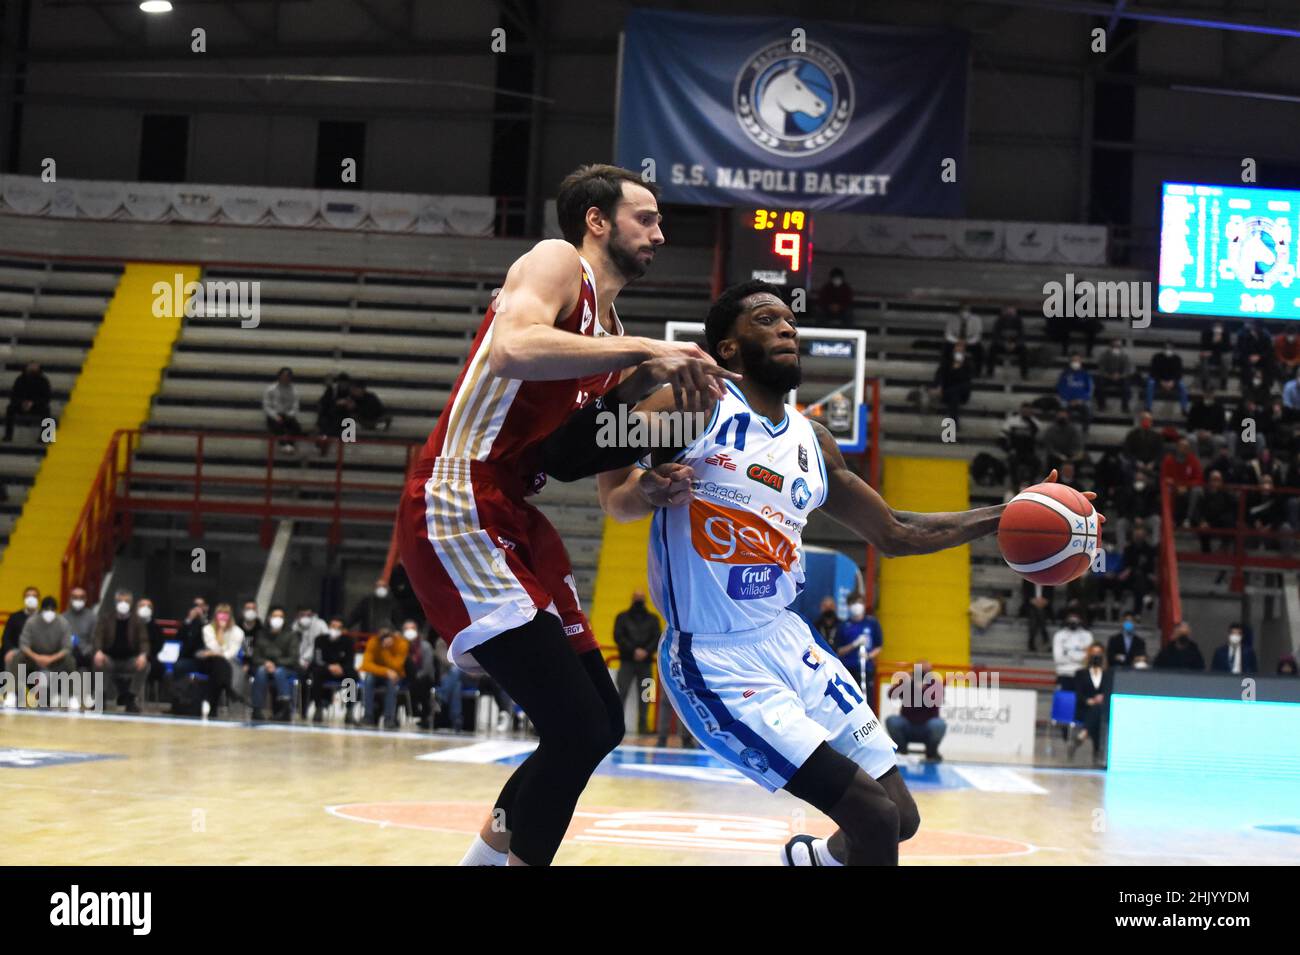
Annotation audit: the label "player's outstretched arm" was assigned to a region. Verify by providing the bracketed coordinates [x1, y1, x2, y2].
[814, 421, 1005, 557]
[598, 462, 694, 523]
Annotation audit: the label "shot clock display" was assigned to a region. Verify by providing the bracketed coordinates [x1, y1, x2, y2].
[730, 208, 813, 289]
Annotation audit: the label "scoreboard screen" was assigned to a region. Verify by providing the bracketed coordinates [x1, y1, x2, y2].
[1158, 182, 1299, 319]
[730, 208, 813, 289]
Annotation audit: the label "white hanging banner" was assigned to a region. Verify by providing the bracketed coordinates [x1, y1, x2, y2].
[1003, 222, 1059, 262]
[319, 191, 369, 229]
[170, 185, 221, 222]
[267, 191, 319, 227]
[218, 185, 272, 225]
[121, 184, 172, 221]
[2, 175, 51, 215]
[952, 220, 1005, 259]
[1054, 223, 1108, 265]
[901, 219, 956, 258]
[74, 180, 125, 219]
[367, 192, 421, 232]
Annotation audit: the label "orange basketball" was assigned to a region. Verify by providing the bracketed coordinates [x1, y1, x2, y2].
[997, 483, 1102, 585]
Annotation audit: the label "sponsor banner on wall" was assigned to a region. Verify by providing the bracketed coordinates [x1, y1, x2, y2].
[170, 186, 221, 223]
[1003, 222, 1059, 262]
[74, 180, 125, 219]
[319, 191, 370, 230]
[368, 192, 421, 232]
[268, 191, 319, 227]
[218, 186, 272, 226]
[952, 219, 1005, 259]
[1054, 223, 1108, 264]
[877, 684, 1038, 762]
[121, 183, 172, 221]
[2, 175, 49, 215]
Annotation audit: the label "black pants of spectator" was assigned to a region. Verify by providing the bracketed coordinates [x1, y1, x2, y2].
[940, 384, 970, 423]
[1199, 356, 1229, 391]
[408, 672, 435, 722]
[1094, 376, 1131, 412]
[986, 340, 1028, 378]
[1119, 575, 1152, 613]
[615, 659, 653, 734]
[175, 656, 234, 715]
[307, 664, 357, 719]
[266, 414, 304, 442]
[1054, 320, 1100, 357]
[1080, 702, 1104, 754]
[1027, 605, 1050, 651]
[4, 399, 51, 440]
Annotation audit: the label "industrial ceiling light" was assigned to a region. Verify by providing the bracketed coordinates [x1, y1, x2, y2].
[139, 1, 174, 13]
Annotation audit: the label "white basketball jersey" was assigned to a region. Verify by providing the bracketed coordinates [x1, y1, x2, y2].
[649, 381, 828, 635]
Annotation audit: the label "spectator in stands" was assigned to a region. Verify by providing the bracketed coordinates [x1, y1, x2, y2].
[1153, 621, 1205, 670]
[1056, 459, 1080, 490]
[316, 372, 353, 446]
[985, 307, 1028, 379]
[194, 603, 244, 718]
[1047, 311, 1100, 358]
[1093, 449, 1126, 513]
[614, 591, 661, 735]
[1210, 622, 1256, 675]
[1039, 410, 1085, 471]
[1198, 321, 1232, 391]
[347, 380, 390, 431]
[884, 661, 945, 762]
[10, 596, 74, 706]
[3, 361, 52, 442]
[1275, 328, 1300, 380]
[1051, 612, 1093, 689]
[1160, 438, 1203, 524]
[1245, 446, 1285, 486]
[1121, 411, 1164, 477]
[1277, 655, 1298, 676]
[1187, 386, 1228, 444]
[816, 268, 854, 325]
[177, 595, 209, 652]
[263, 367, 304, 454]
[250, 602, 300, 722]
[1056, 353, 1093, 432]
[1118, 524, 1157, 614]
[1105, 612, 1146, 668]
[813, 596, 842, 647]
[1095, 338, 1134, 413]
[1242, 366, 1272, 408]
[944, 305, 984, 376]
[240, 600, 265, 665]
[361, 627, 408, 729]
[307, 610, 357, 724]
[91, 588, 149, 713]
[1094, 533, 1126, 616]
[1192, 469, 1236, 553]
[1068, 642, 1111, 765]
[387, 563, 426, 631]
[1284, 368, 1300, 418]
[1145, 341, 1189, 414]
[1246, 475, 1291, 552]
[834, 594, 881, 692]
[2, 586, 41, 702]
[1000, 404, 1041, 487]
[293, 605, 330, 717]
[930, 341, 973, 422]
[347, 579, 400, 634]
[1235, 319, 1275, 388]
[435, 640, 469, 732]
[402, 621, 437, 729]
[62, 585, 97, 677]
[135, 597, 165, 699]
[1022, 579, 1053, 652]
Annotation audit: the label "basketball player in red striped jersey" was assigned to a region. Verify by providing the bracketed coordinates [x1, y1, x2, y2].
[396, 164, 738, 866]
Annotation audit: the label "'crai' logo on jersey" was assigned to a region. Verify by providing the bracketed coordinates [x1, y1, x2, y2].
[734, 39, 853, 157]
[790, 477, 812, 510]
[689, 499, 796, 571]
[705, 452, 739, 471]
[745, 463, 785, 491]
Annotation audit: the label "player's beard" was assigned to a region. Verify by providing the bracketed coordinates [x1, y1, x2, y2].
[607, 220, 651, 281]
[739, 337, 802, 393]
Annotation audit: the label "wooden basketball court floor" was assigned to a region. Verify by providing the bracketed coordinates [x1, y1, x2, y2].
[4, 708, 1297, 866]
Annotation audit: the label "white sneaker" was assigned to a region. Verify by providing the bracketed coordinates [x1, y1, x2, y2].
[67, 697, 81, 711]
[200, 700, 211, 719]
[496, 711, 511, 732]
[2, 692, 14, 708]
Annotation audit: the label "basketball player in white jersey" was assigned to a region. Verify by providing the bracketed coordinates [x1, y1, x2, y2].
[595, 281, 1088, 865]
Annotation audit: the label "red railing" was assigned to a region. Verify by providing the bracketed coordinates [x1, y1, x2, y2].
[60, 428, 420, 607]
[1158, 476, 1300, 641]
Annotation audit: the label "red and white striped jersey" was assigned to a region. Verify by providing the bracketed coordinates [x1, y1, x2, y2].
[416, 254, 622, 482]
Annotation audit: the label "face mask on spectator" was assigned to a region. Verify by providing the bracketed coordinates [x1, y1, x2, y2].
[243, 609, 258, 622]
[952, 353, 964, 365]
[138, 606, 153, 621]
[375, 586, 388, 599]
[1089, 654, 1103, 666]
[831, 276, 843, 287]
[71, 599, 85, 612]
[24, 595, 38, 611]
[215, 612, 230, 625]
[848, 602, 865, 621]
[328, 626, 342, 638]
[116, 600, 131, 615]
[1133, 660, 1150, 670]
[1122, 620, 1134, 632]
[403, 627, 418, 640]
[298, 614, 313, 628]
[1229, 631, 1243, 646]
[1068, 619, 1081, 630]
[269, 616, 284, 631]
[1134, 480, 1146, 492]
[1070, 361, 1082, 371]
[41, 610, 56, 623]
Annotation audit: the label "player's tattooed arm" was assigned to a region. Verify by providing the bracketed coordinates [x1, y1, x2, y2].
[812, 421, 1004, 557]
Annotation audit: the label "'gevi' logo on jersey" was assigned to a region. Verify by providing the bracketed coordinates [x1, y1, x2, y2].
[726, 564, 782, 600]
[690, 499, 796, 570]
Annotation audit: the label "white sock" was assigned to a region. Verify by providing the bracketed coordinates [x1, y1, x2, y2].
[813, 838, 844, 867]
[459, 834, 509, 866]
